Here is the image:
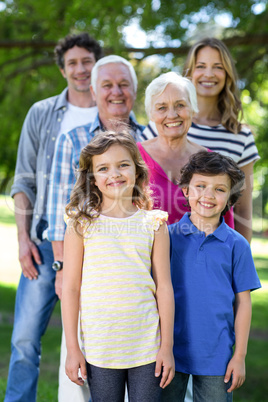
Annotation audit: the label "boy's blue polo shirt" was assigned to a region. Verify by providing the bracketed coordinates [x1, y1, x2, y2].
[169, 213, 261, 376]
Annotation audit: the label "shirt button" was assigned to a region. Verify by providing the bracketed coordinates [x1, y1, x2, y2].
[47, 155, 50, 159]
[43, 174, 47, 178]
[62, 107, 66, 111]
[57, 118, 61, 122]
[36, 215, 39, 219]
[52, 137, 56, 141]
[40, 196, 43, 200]
[47, 129, 50, 133]
[200, 246, 204, 251]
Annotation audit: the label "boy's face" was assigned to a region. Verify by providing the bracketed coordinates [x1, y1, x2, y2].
[182, 173, 231, 223]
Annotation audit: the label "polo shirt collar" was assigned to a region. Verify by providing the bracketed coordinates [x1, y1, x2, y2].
[178, 213, 200, 235]
[179, 213, 229, 242]
[210, 216, 229, 242]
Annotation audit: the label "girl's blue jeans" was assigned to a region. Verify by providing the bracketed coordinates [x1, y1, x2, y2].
[86, 362, 162, 401]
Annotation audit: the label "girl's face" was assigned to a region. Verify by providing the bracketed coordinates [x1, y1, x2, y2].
[150, 83, 193, 139]
[182, 173, 231, 223]
[191, 46, 226, 99]
[92, 144, 137, 203]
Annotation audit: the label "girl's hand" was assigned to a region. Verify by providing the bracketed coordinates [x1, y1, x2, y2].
[224, 355, 246, 393]
[155, 347, 175, 388]
[55, 270, 63, 299]
[65, 348, 87, 386]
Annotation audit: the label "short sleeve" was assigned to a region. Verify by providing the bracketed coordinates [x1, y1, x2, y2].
[150, 210, 168, 231]
[64, 213, 71, 225]
[64, 211, 97, 239]
[232, 241, 261, 293]
[64, 213, 77, 233]
[238, 125, 260, 167]
[64, 212, 85, 230]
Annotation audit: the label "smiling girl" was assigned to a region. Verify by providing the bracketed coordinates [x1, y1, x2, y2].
[61, 130, 175, 401]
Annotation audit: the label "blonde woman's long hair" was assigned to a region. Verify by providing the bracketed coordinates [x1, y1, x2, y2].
[66, 130, 153, 235]
[183, 37, 243, 134]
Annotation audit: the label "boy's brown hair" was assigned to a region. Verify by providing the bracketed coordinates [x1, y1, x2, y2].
[180, 151, 245, 215]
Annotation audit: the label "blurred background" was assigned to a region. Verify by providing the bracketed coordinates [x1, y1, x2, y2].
[0, 0, 267, 400]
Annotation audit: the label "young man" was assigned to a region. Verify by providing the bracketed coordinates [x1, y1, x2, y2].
[5, 33, 103, 402]
[162, 151, 261, 402]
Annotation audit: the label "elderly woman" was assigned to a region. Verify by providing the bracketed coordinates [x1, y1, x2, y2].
[139, 72, 234, 226]
[138, 71, 205, 402]
[138, 73, 203, 224]
[140, 72, 235, 402]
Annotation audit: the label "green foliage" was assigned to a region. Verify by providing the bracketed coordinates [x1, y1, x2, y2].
[0, 0, 268, 201]
[0, 195, 15, 225]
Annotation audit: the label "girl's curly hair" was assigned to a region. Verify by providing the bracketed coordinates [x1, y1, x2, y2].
[66, 129, 153, 235]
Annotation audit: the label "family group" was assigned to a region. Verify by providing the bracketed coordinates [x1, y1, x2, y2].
[4, 32, 261, 402]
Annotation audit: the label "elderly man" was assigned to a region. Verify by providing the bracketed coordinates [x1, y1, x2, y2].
[47, 55, 147, 266]
[5, 33, 103, 402]
[47, 54, 148, 399]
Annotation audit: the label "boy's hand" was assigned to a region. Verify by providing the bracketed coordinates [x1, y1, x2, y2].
[155, 346, 175, 388]
[65, 348, 87, 386]
[224, 355, 246, 392]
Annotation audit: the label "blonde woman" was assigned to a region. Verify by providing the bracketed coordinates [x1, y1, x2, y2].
[184, 37, 260, 243]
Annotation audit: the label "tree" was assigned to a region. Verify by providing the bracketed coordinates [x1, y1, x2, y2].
[0, 0, 267, 208]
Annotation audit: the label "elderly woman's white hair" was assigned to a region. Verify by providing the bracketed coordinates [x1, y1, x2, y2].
[91, 55, 138, 93]
[145, 72, 199, 117]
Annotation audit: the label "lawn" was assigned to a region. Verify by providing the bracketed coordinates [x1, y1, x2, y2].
[0, 195, 267, 401]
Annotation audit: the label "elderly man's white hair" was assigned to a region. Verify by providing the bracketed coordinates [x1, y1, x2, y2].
[91, 55, 138, 93]
[145, 72, 199, 117]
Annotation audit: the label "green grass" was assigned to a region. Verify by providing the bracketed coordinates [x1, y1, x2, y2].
[235, 339, 268, 402]
[0, 283, 61, 401]
[0, 323, 61, 401]
[0, 284, 17, 314]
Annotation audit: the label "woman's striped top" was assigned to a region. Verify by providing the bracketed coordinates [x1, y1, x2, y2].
[143, 121, 260, 167]
[187, 122, 260, 167]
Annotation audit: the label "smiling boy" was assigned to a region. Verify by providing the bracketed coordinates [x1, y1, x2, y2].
[162, 151, 261, 402]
